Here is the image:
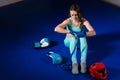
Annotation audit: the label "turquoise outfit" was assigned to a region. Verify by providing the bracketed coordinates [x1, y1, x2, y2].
[64, 17, 88, 63]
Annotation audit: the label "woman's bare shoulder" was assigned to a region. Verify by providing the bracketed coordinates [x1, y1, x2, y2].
[62, 17, 70, 25]
[82, 18, 90, 25]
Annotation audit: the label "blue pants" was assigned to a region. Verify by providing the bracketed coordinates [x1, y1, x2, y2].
[64, 36, 88, 63]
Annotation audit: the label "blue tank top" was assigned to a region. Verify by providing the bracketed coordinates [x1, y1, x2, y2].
[66, 17, 83, 32]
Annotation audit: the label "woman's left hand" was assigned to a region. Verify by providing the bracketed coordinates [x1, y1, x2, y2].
[75, 31, 86, 37]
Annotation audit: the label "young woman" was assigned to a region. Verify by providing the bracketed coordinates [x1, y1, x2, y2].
[54, 4, 96, 74]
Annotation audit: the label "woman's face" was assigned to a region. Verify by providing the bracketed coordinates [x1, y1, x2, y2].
[70, 10, 79, 21]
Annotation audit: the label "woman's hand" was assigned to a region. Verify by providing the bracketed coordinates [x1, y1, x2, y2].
[67, 33, 73, 37]
[75, 31, 86, 37]
[67, 30, 78, 37]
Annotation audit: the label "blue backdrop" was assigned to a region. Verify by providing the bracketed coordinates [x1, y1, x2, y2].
[1, 0, 120, 80]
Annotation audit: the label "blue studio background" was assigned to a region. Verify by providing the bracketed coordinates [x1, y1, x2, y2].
[0, 0, 120, 80]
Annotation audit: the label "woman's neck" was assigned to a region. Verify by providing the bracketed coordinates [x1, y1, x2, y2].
[73, 19, 79, 23]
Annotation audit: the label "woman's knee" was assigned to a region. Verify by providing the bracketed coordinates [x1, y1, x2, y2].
[64, 41, 69, 47]
[64, 37, 70, 47]
[79, 37, 88, 49]
[64, 36, 77, 47]
[83, 44, 88, 49]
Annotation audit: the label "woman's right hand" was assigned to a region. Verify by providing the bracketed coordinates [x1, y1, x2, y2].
[67, 30, 78, 37]
[67, 33, 73, 37]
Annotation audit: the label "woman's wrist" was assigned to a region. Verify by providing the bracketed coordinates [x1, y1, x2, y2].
[66, 30, 70, 34]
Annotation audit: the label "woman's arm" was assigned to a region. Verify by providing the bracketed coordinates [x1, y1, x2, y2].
[54, 18, 70, 34]
[83, 20, 96, 37]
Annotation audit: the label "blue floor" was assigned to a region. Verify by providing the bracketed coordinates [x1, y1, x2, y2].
[1, 0, 120, 80]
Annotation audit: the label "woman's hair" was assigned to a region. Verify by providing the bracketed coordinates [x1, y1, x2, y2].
[69, 4, 84, 28]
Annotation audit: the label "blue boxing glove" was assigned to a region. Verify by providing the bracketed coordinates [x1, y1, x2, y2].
[46, 51, 63, 64]
[40, 38, 50, 48]
[75, 31, 86, 37]
[33, 42, 41, 48]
